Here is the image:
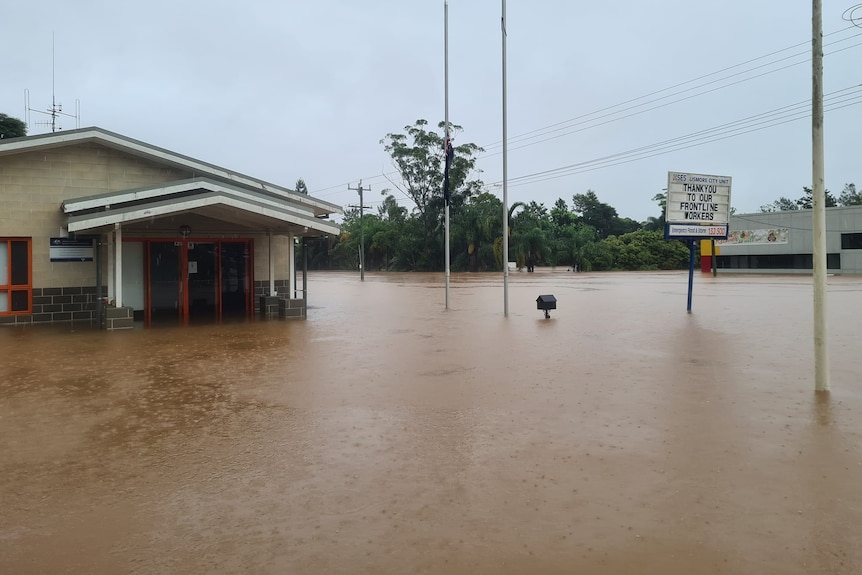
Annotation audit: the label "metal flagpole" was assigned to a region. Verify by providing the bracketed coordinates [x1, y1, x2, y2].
[502, 0, 509, 317]
[444, 0, 451, 310]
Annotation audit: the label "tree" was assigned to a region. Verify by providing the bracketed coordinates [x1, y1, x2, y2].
[797, 186, 836, 209]
[380, 119, 484, 270]
[0, 114, 27, 139]
[572, 190, 620, 239]
[643, 192, 667, 231]
[838, 183, 861, 206]
[760, 197, 799, 212]
[508, 201, 551, 271]
[294, 178, 308, 195]
[550, 198, 577, 228]
[452, 192, 502, 272]
[602, 230, 689, 271]
[377, 192, 408, 222]
[380, 119, 483, 220]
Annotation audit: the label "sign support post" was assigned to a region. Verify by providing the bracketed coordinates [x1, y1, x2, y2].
[687, 240, 696, 313]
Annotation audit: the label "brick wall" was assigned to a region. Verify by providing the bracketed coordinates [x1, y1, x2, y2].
[0, 285, 104, 326]
[0, 143, 192, 289]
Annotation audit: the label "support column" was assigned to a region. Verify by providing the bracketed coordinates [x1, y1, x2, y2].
[268, 232, 276, 296]
[114, 223, 123, 307]
[106, 229, 115, 302]
[288, 233, 296, 299]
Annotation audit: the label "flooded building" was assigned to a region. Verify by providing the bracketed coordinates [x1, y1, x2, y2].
[716, 206, 862, 274]
[0, 127, 341, 328]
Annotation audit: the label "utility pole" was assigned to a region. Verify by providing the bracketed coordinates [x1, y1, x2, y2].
[812, 0, 829, 392]
[348, 180, 371, 282]
[501, 0, 509, 317]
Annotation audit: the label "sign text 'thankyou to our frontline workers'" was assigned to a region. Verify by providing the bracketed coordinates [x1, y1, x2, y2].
[665, 171, 732, 239]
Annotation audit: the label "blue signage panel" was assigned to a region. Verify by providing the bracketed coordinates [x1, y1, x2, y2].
[49, 238, 94, 262]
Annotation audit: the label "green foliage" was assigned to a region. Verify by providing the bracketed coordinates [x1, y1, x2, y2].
[838, 183, 861, 206]
[797, 186, 837, 209]
[571, 190, 639, 238]
[0, 113, 27, 139]
[760, 197, 799, 212]
[642, 192, 667, 231]
[379, 119, 484, 270]
[452, 192, 502, 272]
[761, 183, 859, 211]
[380, 119, 483, 219]
[320, 123, 700, 274]
[601, 230, 690, 271]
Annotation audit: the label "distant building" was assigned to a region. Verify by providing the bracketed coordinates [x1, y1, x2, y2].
[0, 127, 341, 328]
[716, 206, 862, 273]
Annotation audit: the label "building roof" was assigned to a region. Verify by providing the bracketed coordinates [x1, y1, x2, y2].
[0, 126, 342, 236]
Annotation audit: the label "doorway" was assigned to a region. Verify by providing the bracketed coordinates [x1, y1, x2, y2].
[145, 239, 252, 326]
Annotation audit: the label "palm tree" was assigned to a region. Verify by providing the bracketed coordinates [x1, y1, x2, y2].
[508, 201, 550, 271]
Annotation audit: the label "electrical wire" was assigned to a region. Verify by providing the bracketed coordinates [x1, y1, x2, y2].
[311, 26, 862, 205]
[489, 87, 862, 189]
[844, 3, 862, 27]
[480, 37, 862, 157]
[480, 26, 861, 150]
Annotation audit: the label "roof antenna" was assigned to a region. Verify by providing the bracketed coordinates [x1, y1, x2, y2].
[24, 32, 80, 133]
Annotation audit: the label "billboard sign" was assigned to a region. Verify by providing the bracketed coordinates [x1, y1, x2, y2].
[665, 171, 732, 239]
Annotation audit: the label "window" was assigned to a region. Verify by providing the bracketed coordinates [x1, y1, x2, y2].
[716, 252, 840, 270]
[841, 233, 862, 250]
[0, 238, 32, 314]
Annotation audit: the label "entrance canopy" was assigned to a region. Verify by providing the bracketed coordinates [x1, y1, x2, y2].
[63, 177, 340, 237]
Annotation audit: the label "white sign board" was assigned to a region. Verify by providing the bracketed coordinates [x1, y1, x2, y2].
[665, 172, 732, 238]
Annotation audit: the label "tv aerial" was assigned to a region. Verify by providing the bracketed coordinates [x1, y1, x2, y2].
[24, 33, 80, 133]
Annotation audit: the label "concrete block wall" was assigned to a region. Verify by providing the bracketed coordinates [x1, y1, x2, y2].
[103, 306, 134, 330]
[254, 281, 306, 320]
[253, 279, 294, 301]
[279, 298, 306, 319]
[0, 285, 103, 326]
[0, 143, 191, 289]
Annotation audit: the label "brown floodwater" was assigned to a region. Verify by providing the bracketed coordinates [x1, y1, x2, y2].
[1, 270, 861, 574]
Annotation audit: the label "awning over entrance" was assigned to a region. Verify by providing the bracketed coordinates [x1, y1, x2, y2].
[62, 177, 340, 237]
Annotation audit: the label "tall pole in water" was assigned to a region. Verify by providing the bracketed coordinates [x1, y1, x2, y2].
[444, 0, 451, 309]
[348, 181, 370, 282]
[812, 0, 829, 391]
[501, 0, 509, 317]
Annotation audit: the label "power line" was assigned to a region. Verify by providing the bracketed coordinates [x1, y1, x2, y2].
[480, 35, 862, 156]
[490, 87, 862, 189]
[844, 3, 862, 27]
[500, 97, 862, 188]
[480, 25, 861, 151]
[310, 26, 862, 202]
[502, 85, 862, 184]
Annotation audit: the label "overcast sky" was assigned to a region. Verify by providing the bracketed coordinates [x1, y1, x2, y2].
[3, 1, 860, 222]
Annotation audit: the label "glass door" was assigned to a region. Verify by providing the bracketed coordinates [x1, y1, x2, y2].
[187, 242, 218, 324]
[148, 242, 181, 326]
[220, 242, 250, 321]
[145, 239, 252, 326]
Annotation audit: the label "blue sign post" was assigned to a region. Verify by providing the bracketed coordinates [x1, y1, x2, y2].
[687, 240, 696, 313]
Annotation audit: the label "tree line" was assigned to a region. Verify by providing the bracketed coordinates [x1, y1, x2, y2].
[305, 120, 690, 272]
[760, 183, 860, 212]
